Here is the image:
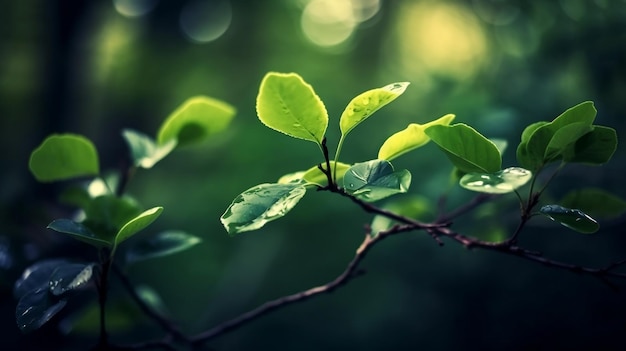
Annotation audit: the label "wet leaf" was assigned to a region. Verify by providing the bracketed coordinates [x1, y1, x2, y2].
[539, 204, 599, 234]
[49, 263, 94, 296]
[47, 219, 111, 247]
[126, 231, 202, 264]
[14, 259, 68, 299]
[29, 134, 99, 182]
[460, 167, 532, 194]
[377, 114, 455, 161]
[122, 129, 177, 169]
[560, 188, 626, 219]
[115, 207, 164, 246]
[221, 183, 307, 235]
[16, 288, 68, 333]
[256, 72, 328, 145]
[343, 160, 411, 202]
[157, 96, 235, 147]
[340, 82, 409, 137]
[425, 123, 501, 173]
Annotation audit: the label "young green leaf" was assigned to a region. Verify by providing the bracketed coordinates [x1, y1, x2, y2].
[126, 231, 202, 264]
[339, 82, 409, 137]
[122, 129, 177, 169]
[47, 219, 112, 247]
[562, 126, 617, 165]
[460, 167, 532, 194]
[544, 122, 593, 161]
[114, 207, 164, 246]
[256, 72, 328, 145]
[49, 263, 94, 296]
[16, 288, 68, 333]
[29, 134, 99, 182]
[343, 160, 411, 202]
[539, 204, 599, 234]
[157, 96, 235, 147]
[378, 114, 455, 161]
[560, 188, 626, 219]
[425, 123, 502, 173]
[221, 183, 307, 235]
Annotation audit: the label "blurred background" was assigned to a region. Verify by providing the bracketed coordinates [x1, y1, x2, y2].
[2, 0, 626, 350]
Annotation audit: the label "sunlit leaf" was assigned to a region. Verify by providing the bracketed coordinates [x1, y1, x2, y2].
[126, 231, 202, 264]
[122, 129, 177, 169]
[343, 160, 411, 202]
[563, 126, 617, 165]
[560, 188, 626, 219]
[277, 171, 307, 184]
[425, 123, 501, 173]
[29, 134, 99, 182]
[221, 183, 307, 235]
[539, 204, 599, 234]
[377, 114, 455, 161]
[460, 167, 532, 194]
[49, 263, 94, 296]
[340, 82, 409, 137]
[114, 207, 164, 246]
[256, 72, 328, 145]
[303, 161, 351, 186]
[47, 219, 111, 247]
[16, 288, 68, 333]
[157, 96, 235, 147]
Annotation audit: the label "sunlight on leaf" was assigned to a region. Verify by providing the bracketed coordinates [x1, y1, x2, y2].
[29, 134, 99, 182]
[157, 96, 235, 147]
[221, 183, 307, 235]
[340, 82, 409, 137]
[256, 72, 328, 145]
[425, 123, 501, 173]
[115, 207, 164, 246]
[378, 114, 455, 161]
[49, 263, 94, 296]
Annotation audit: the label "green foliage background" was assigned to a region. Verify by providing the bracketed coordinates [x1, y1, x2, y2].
[1, 0, 626, 350]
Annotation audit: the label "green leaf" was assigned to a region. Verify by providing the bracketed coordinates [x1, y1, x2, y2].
[122, 129, 177, 169]
[563, 126, 617, 165]
[157, 96, 235, 147]
[16, 288, 68, 333]
[544, 122, 593, 161]
[425, 123, 502, 173]
[370, 195, 433, 236]
[114, 207, 164, 246]
[460, 167, 532, 194]
[83, 195, 142, 238]
[490, 138, 508, 156]
[560, 188, 626, 219]
[49, 263, 94, 296]
[221, 183, 307, 235]
[517, 102, 597, 170]
[256, 72, 328, 145]
[378, 114, 455, 161]
[29, 134, 99, 182]
[303, 161, 351, 186]
[340, 82, 409, 137]
[47, 219, 112, 247]
[343, 160, 411, 202]
[126, 231, 202, 264]
[539, 204, 599, 234]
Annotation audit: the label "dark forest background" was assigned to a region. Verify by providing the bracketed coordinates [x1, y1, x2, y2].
[1, 0, 626, 350]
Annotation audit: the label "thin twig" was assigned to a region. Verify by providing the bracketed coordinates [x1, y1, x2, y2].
[112, 264, 188, 342]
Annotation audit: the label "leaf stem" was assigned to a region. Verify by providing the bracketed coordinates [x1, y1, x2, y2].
[333, 135, 347, 182]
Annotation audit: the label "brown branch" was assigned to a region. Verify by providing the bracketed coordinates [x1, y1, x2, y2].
[190, 224, 418, 346]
